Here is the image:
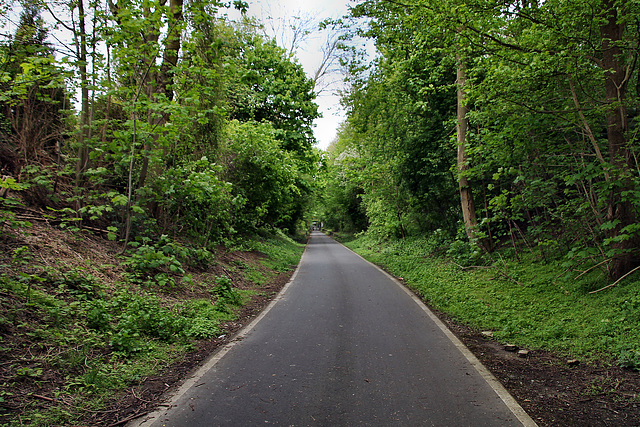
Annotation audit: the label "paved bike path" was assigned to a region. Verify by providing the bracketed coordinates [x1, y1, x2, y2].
[134, 232, 536, 426]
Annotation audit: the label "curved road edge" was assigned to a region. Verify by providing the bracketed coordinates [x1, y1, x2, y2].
[130, 235, 537, 427]
[338, 242, 538, 427]
[128, 244, 310, 427]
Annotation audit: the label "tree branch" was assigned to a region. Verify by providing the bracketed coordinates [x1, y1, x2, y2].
[590, 264, 640, 293]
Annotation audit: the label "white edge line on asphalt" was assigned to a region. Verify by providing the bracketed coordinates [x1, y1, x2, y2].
[128, 243, 309, 427]
[338, 237, 539, 427]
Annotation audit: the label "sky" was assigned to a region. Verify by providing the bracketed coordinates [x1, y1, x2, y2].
[239, 0, 357, 150]
[3, 0, 360, 151]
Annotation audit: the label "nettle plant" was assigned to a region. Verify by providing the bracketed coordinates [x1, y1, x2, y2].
[84, 277, 242, 355]
[0, 176, 32, 230]
[121, 234, 191, 288]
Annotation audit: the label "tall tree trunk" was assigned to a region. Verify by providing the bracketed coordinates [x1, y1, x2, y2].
[136, 4, 160, 191]
[75, 0, 91, 186]
[600, 0, 636, 280]
[158, 0, 183, 103]
[456, 55, 479, 241]
[137, 0, 183, 189]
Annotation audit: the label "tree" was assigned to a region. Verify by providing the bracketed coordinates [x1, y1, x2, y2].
[321, 123, 369, 233]
[221, 120, 307, 232]
[597, 0, 637, 279]
[333, 0, 464, 238]
[339, 0, 640, 280]
[456, 53, 478, 241]
[0, 0, 326, 244]
[107, 0, 185, 190]
[226, 25, 319, 156]
[261, 9, 316, 57]
[0, 4, 67, 174]
[460, 0, 640, 279]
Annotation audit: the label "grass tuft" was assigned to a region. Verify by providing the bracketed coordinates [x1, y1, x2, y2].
[345, 234, 640, 368]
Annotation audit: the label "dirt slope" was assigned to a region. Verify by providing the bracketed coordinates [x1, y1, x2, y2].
[1, 223, 639, 426]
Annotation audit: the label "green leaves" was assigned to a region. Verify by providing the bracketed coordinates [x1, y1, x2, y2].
[225, 31, 319, 154]
[222, 120, 308, 232]
[152, 158, 233, 243]
[0, 176, 29, 192]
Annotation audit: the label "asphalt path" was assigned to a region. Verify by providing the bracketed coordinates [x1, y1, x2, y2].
[134, 232, 536, 427]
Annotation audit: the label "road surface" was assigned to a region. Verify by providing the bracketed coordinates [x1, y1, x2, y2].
[134, 232, 536, 426]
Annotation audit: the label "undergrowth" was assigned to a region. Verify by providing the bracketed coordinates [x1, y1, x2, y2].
[344, 233, 640, 370]
[0, 228, 304, 426]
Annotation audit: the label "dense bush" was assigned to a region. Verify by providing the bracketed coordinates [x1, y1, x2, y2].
[153, 158, 233, 244]
[221, 120, 307, 232]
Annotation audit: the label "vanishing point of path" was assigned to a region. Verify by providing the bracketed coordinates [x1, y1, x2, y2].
[133, 232, 537, 427]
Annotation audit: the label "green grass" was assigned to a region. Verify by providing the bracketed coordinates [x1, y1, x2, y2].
[245, 266, 269, 286]
[345, 235, 640, 369]
[249, 229, 306, 273]
[0, 231, 306, 426]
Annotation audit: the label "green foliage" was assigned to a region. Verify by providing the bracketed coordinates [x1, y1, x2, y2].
[618, 349, 640, 371]
[1, 0, 322, 246]
[346, 232, 640, 370]
[154, 158, 233, 244]
[0, 215, 313, 427]
[333, 0, 640, 282]
[0, 176, 28, 193]
[212, 276, 241, 312]
[324, 3, 461, 238]
[50, 267, 103, 300]
[179, 299, 224, 339]
[222, 120, 311, 232]
[226, 28, 319, 155]
[446, 239, 482, 267]
[108, 293, 186, 354]
[0, 5, 68, 172]
[122, 235, 189, 287]
[0, 2, 321, 424]
[247, 228, 305, 273]
[11, 246, 33, 266]
[2, 270, 241, 364]
[0, 177, 32, 231]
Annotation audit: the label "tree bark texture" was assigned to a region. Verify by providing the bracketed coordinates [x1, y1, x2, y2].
[600, 0, 637, 280]
[456, 56, 479, 241]
[75, 0, 91, 185]
[137, 0, 183, 190]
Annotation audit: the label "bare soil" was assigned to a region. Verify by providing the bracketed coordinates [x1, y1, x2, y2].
[89, 269, 294, 427]
[2, 222, 639, 426]
[100, 275, 640, 426]
[0, 221, 296, 427]
[438, 310, 640, 426]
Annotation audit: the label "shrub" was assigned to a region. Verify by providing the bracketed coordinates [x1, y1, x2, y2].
[212, 276, 241, 312]
[153, 158, 233, 245]
[122, 235, 187, 287]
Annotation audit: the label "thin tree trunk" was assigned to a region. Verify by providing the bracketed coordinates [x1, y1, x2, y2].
[137, 0, 183, 189]
[74, 0, 91, 187]
[456, 55, 479, 241]
[136, 5, 160, 191]
[158, 0, 183, 103]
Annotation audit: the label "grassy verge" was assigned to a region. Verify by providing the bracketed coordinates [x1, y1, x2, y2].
[344, 234, 640, 369]
[249, 229, 308, 274]
[0, 227, 305, 426]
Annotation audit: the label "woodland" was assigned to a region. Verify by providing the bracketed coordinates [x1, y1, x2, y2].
[323, 0, 640, 414]
[324, 0, 640, 283]
[2, 0, 640, 425]
[0, 0, 320, 424]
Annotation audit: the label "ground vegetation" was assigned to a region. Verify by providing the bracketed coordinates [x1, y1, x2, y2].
[319, 2, 640, 419]
[0, 1, 316, 424]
